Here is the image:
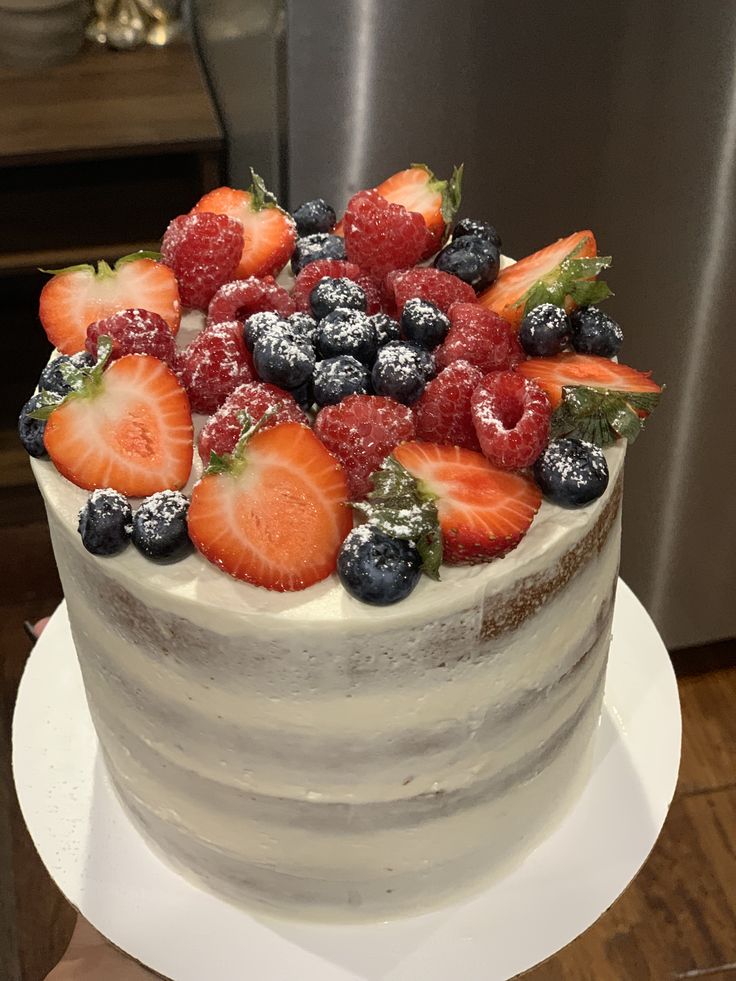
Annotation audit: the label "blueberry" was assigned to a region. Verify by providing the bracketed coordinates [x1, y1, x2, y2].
[310, 277, 366, 319]
[533, 438, 609, 508]
[370, 313, 401, 347]
[38, 352, 94, 396]
[434, 236, 500, 292]
[400, 298, 450, 349]
[243, 311, 283, 351]
[337, 525, 422, 605]
[570, 306, 623, 358]
[253, 324, 316, 388]
[291, 233, 346, 275]
[519, 303, 571, 357]
[452, 217, 502, 249]
[290, 377, 314, 412]
[78, 489, 132, 556]
[132, 491, 192, 561]
[371, 341, 430, 404]
[18, 394, 48, 458]
[287, 312, 318, 345]
[292, 198, 336, 236]
[313, 355, 370, 407]
[315, 308, 377, 365]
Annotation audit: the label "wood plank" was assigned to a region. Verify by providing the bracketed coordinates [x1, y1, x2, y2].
[677, 662, 736, 796]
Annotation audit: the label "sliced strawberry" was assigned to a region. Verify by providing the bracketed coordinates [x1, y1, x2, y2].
[44, 354, 193, 496]
[191, 171, 296, 280]
[39, 255, 181, 356]
[478, 231, 597, 328]
[393, 441, 542, 564]
[516, 353, 662, 409]
[188, 422, 352, 591]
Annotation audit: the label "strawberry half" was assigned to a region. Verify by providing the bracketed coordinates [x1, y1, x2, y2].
[516, 353, 662, 409]
[191, 170, 296, 280]
[42, 348, 193, 496]
[39, 254, 181, 356]
[393, 441, 542, 564]
[188, 421, 352, 591]
[478, 231, 598, 328]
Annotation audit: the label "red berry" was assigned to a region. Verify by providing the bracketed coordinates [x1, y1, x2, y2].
[207, 275, 295, 328]
[161, 212, 244, 311]
[175, 321, 254, 414]
[414, 360, 484, 451]
[197, 382, 307, 463]
[436, 303, 524, 374]
[85, 308, 176, 365]
[471, 371, 552, 470]
[385, 267, 476, 315]
[314, 394, 416, 500]
[353, 270, 388, 315]
[343, 190, 428, 279]
[291, 259, 362, 312]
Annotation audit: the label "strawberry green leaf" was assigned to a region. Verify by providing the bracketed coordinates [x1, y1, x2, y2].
[440, 164, 464, 225]
[206, 450, 231, 475]
[567, 279, 614, 306]
[28, 336, 114, 421]
[248, 169, 278, 211]
[115, 250, 162, 267]
[522, 253, 613, 316]
[551, 384, 661, 447]
[39, 263, 95, 277]
[203, 406, 283, 476]
[27, 390, 65, 421]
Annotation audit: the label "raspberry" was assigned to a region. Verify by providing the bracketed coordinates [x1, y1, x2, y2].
[385, 267, 476, 315]
[436, 303, 525, 374]
[353, 270, 389, 315]
[207, 275, 295, 328]
[314, 394, 416, 500]
[175, 321, 254, 414]
[414, 361, 484, 450]
[85, 309, 176, 365]
[291, 259, 362, 312]
[197, 382, 307, 463]
[161, 212, 243, 310]
[471, 371, 551, 470]
[343, 190, 428, 279]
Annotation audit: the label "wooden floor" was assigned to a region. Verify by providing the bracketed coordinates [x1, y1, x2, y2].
[1, 449, 735, 980]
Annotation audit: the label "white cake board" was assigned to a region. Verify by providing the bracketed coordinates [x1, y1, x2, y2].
[13, 580, 680, 981]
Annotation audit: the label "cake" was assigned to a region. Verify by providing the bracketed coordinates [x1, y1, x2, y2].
[21, 164, 661, 920]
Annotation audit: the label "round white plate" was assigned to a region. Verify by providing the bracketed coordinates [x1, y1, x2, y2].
[13, 581, 680, 981]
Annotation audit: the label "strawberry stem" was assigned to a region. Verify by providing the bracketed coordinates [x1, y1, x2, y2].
[28, 335, 113, 421]
[205, 405, 283, 476]
[248, 169, 278, 211]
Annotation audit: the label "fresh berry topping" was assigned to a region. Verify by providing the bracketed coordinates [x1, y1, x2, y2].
[188, 421, 352, 591]
[569, 306, 623, 357]
[519, 303, 571, 357]
[191, 172, 297, 279]
[160, 212, 243, 310]
[478, 230, 598, 328]
[400, 298, 450, 349]
[292, 198, 336, 236]
[371, 341, 431, 405]
[533, 438, 609, 508]
[176, 321, 254, 414]
[291, 234, 346, 274]
[471, 371, 552, 470]
[132, 490, 192, 561]
[434, 235, 500, 293]
[436, 303, 524, 373]
[385, 266, 476, 316]
[310, 277, 367, 319]
[337, 525, 422, 605]
[353, 271, 389, 315]
[414, 360, 484, 451]
[312, 355, 370, 407]
[291, 258, 362, 312]
[393, 441, 542, 563]
[516, 353, 661, 409]
[197, 382, 306, 463]
[44, 354, 193, 496]
[314, 394, 416, 500]
[290, 378, 314, 412]
[370, 312, 401, 347]
[252, 324, 315, 389]
[77, 489, 133, 556]
[343, 189, 428, 279]
[453, 217, 501, 248]
[316, 309, 377, 364]
[287, 312, 319, 344]
[207, 275, 295, 328]
[38, 352, 94, 396]
[243, 311, 283, 351]
[39, 255, 181, 355]
[372, 163, 463, 256]
[85, 309, 176, 365]
[18, 394, 48, 458]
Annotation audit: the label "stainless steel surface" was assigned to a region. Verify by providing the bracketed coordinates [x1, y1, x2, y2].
[197, 0, 736, 647]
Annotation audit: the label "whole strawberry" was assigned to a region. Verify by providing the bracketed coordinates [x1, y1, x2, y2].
[85, 309, 176, 365]
[175, 321, 254, 414]
[343, 190, 428, 279]
[161, 212, 244, 310]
